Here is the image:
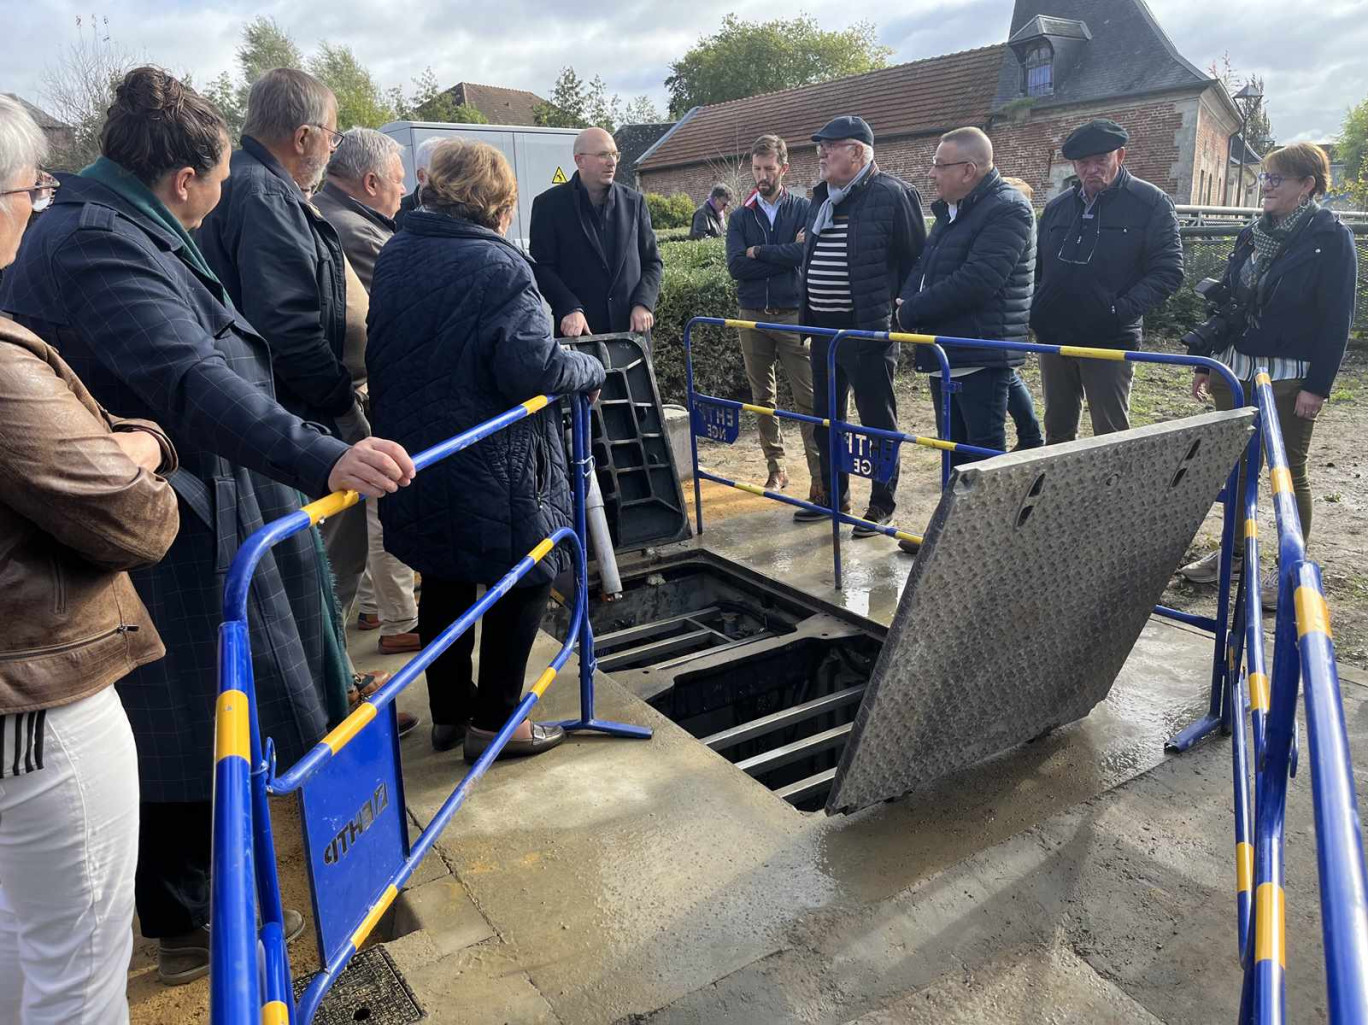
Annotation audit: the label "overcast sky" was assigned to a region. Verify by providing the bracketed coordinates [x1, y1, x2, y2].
[4, 0, 1365, 144]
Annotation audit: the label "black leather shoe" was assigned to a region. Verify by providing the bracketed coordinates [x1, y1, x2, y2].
[463, 722, 565, 761]
[431, 722, 467, 752]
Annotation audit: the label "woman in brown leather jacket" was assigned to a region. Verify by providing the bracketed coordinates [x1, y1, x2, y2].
[0, 95, 179, 1024]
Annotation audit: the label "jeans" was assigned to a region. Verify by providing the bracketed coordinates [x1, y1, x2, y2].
[135, 801, 212, 938]
[1007, 369, 1043, 448]
[928, 368, 1012, 468]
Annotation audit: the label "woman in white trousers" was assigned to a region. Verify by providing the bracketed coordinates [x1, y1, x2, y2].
[0, 95, 180, 1024]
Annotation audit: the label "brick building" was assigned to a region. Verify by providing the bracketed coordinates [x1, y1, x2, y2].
[636, 0, 1245, 208]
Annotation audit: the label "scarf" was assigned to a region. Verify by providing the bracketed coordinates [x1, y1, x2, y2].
[1250, 198, 1317, 276]
[811, 160, 874, 235]
[79, 156, 226, 295]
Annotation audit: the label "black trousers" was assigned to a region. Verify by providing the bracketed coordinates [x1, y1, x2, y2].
[136, 800, 211, 938]
[809, 319, 900, 511]
[418, 577, 554, 731]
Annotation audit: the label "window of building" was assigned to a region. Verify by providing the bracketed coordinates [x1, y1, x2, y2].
[1023, 44, 1053, 97]
[1198, 169, 1206, 205]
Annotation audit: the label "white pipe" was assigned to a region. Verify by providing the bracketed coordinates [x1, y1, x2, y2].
[585, 460, 622, 600]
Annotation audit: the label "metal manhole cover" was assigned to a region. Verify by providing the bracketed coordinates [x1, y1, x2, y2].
[292, 946, 425, 1024]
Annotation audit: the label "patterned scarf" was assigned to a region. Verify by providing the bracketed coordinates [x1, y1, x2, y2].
[1250, 198, 1317, 276]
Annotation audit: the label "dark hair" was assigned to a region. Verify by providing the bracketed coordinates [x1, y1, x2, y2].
[1264, 143, 1332, 198]
[751, 133, 788, 165]
[101, 66, 227, 186]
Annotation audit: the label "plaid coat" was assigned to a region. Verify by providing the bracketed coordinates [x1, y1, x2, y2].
[0, 175, 351, 802]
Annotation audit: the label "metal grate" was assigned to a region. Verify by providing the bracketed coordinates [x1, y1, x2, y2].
[292, 947, 424, 1024]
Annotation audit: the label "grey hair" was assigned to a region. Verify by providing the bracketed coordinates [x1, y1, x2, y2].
[414, 136, 444, 173]
[0, 96, 48, 203]
[328, 128, 402, 182]
[709, 183, 735, 203]
[242, 68, 335, 142]
[857, 142, 874, 166]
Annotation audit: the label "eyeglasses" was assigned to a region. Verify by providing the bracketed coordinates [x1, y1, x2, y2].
[1056, 203, 1100, 266]
[930, 160, 972, 170]
[1257, 172, 1285, 188]
[309, 123, 345, 151]
[583, 150, 619, 161]
[815, 141, 857, 155]
[1, 172, 60, 212]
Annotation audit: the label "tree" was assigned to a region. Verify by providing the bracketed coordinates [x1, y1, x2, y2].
[623, 95, 663, 125]
[310, 41, 394, 129]
[1340, 96, 1368, 181]
[40, 14, 139, 170]
[585, 75, 620, 133]
[237, 16, 303, 86]
[1207, 52, 1274, 155]
[665, 15, 892, 117]
[205, 70, 245, 142]
[534, 66, 589, 128]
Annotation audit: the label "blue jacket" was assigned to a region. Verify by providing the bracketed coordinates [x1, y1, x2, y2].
[198, 136, 355, 423]
[897, 169, 1034, 369]
[367, 211, 606, 585]
[0, 174, 348, 801]
[1032, 166, 1183, 349]
[1188, 206, 1357, 397]
[725, 189, 810, 311]
[801, 165, 927, 331]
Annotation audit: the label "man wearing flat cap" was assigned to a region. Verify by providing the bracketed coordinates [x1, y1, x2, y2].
[1031, 118, 1183, 442]
[792, 115, 926, 536]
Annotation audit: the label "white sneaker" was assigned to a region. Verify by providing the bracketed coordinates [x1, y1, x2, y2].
[1177, 549, 1242, 584]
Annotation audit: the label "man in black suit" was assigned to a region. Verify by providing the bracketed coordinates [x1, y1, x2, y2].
[529, 126, 663, 344]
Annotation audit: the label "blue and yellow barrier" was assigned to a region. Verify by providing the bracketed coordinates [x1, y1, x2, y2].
[210, 393, 651, 1025]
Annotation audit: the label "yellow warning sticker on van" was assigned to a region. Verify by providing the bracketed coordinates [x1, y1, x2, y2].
[551, 166, 568, 184]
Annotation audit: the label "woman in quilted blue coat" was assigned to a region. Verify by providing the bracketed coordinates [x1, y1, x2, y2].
[368, 140, 605, 762]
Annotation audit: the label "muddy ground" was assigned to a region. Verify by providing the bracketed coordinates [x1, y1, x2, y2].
[688, 339, 1368, 667]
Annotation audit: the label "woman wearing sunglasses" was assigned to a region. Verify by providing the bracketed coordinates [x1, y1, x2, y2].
[0, 94, 180, 1023]
[1180, 143, 1358, 605]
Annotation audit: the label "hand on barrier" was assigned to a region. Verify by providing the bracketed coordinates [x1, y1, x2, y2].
[1191, 370, 1211, 403]
[560, 310, 589, 337]
[630, 305, 654, 333]
[1294, 389, 1324, 421]
[112, 429, 164, 473]
[328, 437, 416, 498]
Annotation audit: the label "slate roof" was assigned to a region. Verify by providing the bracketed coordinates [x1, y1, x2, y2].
[1008, 15, 1091, 43]
[616, 122, 676, 173]
[440, 83, 547, 126]
[992, 0, 1210, 110]
[637, 45, 1006, 172]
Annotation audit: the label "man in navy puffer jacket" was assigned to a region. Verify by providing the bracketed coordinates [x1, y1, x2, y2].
[897, 128, 1038, 480]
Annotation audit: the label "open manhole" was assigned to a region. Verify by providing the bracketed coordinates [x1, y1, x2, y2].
[554, 552, 883, 812]
[293, 946, 424, 1024]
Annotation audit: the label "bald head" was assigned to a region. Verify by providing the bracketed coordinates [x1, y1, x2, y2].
[573, 126, 619, 194]
[930, 126, 994, 204]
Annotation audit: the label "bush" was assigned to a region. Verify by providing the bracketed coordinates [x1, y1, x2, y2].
[645, 192, 696, 230]
[654, 226, 692, 243]
[651, 255, 744, 404]
[657, 237, 728, 272]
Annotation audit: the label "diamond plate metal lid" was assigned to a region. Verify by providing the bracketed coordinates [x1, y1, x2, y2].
[826, 409, 1256, 814]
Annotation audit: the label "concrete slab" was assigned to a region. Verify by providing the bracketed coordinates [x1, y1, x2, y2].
[392, 875, 496, 957]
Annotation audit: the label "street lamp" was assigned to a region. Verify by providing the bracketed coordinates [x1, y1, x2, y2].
[1233, 81, 1263, 208]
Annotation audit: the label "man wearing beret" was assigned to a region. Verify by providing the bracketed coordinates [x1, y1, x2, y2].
[792, 115, 926, 536]
[1031, 118, 1183, 441]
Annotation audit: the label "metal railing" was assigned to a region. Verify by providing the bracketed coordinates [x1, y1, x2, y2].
[210, 392, 651, 1025]
[683, 316, 1368, 1021]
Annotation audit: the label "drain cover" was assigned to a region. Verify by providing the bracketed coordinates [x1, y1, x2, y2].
[293, 946, 424, 1024]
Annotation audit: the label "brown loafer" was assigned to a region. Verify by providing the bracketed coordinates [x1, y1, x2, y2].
[378, 632, 421, 654]
[764, 469, 789, 491]
[357, 612, 381, 631]
[463, 722, 565, 761]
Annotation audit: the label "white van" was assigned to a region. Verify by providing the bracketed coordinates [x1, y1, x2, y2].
[379, 120, 579, 249]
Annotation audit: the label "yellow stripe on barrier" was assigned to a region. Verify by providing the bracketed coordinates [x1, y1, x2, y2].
[302, 490, 360, 524]
[741, 403, 777, 417]
[886, 331, 938, 346]
[1236, 842, 1254, 894]
[350, 884, 399, 952]
[1255, 372, 1272, 388]
[913, 436, 958, 452]
[723, 318, 759, 330]
[733, 481, 767, 497]
[1245, 520, 1258, 540]
[521, 395, 550, 414]
[1056, 345, 1128, 362]
[1255, 882, 1286, 967]
[894, 530, 924, 544]
[1269, 467, 1293, 495]
[1249, 672, 1270, 713]
[262, 1001, 290, 1025]
[321, 702, 377, 756]
[528, 537, 556, 564]
[1295, 585, 1333, 640]
[215, 689, 251, 764]
[530, 665, 558, 698]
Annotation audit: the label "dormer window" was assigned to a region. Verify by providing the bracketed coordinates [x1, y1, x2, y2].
[1024, 43, 1053, 96]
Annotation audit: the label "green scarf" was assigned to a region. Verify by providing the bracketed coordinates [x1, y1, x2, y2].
[79, 156, 225, 294]
[1250, 198, 1317, 276]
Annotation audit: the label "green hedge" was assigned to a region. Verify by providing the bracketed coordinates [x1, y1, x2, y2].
[651, 239, 746, 403]
[654, 226, 692, 243]
[645, 192, 695, 230]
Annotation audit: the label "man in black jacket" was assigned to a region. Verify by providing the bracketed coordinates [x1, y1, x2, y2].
[897, 128, 1037, 478]
[1031, 118, 1183, 442]
[726, 134, 817, 493]
[529, 126, 663, 346]
[690, 184, 733, 240]
[792, 116, 926, 535]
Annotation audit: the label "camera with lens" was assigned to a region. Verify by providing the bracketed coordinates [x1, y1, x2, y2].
[1181, 277, 1246, 356]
